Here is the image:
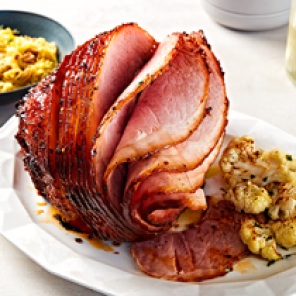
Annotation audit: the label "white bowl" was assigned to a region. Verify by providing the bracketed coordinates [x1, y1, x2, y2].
[205, 0, 290, 15]
[202, 0, 290, 31]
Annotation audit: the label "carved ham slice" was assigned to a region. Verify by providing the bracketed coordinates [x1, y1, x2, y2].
[124, 30, 228, 191]
[107, 34, 210, 167]
[125, 135, 223, 233]
[102, 33, 210, 207]
[91, 32, 211, 240]
[116, 31, 228, 237]
[130, 200, 251, 282]
[92, 33, 184, 213]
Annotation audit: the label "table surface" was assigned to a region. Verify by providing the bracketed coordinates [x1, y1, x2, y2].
[0, 1, 295, 295]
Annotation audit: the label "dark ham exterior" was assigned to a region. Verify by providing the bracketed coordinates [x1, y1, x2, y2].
[16, 23, 228, 245]
[131, 200, 252, 282]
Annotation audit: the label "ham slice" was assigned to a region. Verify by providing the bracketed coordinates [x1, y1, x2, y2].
[92, 33, 183, 211]
[114, 31, 228, 237]
[130, 200, 251, 282]
[91, 32, 212, 240]
[125, 135, 223, 233]
[102, 33, 210, 208]
[106, 34, 210, 168]
[124, 30, 228, 191]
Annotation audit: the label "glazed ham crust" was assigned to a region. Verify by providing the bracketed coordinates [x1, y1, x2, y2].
[17, 23, 158, 236]
[16, 24, 228, 242]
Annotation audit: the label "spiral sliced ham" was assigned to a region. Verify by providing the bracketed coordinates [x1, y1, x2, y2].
[16, 22, 228, 254]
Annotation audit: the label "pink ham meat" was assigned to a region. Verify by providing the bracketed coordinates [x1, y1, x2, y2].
[16, 24, 228, 244]
[101, 33, 210, 203]
[123, 31, 227, 193]
[90, 31, 213, 240]
[131, 200, 252, 282]
[116, 31, 228, 236]
[126, 135, 224, 232]
[91, 33, 185, 213]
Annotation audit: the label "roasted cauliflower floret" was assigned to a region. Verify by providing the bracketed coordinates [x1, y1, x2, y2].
[219, 136, 264, 188]
[220, 136, 296, 188]
[261, 149, 296, 186]
[271, 218, 296, 249]
[240, 219, 282, 261]
[220, 136, 296, 263]
[225, 181, 272, 214]
[220, 136, 296, 218]
[268, 183, 296, 220]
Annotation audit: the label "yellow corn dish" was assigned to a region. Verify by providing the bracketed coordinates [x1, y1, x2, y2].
[0, 26, 58, 92]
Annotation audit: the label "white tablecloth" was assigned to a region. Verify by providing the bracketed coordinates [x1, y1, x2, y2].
[0, 1, 295, 295]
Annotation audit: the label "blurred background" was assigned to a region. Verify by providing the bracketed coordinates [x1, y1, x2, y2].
[1, 0, 295, 131]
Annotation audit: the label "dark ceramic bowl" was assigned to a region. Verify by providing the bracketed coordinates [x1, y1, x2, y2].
[0, 10, 75, 124]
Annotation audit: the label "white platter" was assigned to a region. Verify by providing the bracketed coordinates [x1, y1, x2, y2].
[1, 110, 296, 296]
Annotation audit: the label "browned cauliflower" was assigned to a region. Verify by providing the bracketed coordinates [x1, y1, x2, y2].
[225, 181, 272, 214]
[240, 219, 282, 261]
[220, 136, 296, 262]
[261, 149, 296, 185]
[267, 183, 296, 220]
[219, 136, 264, 188]
[220, 136, 296, 217]
[271, 218, 296, 249]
